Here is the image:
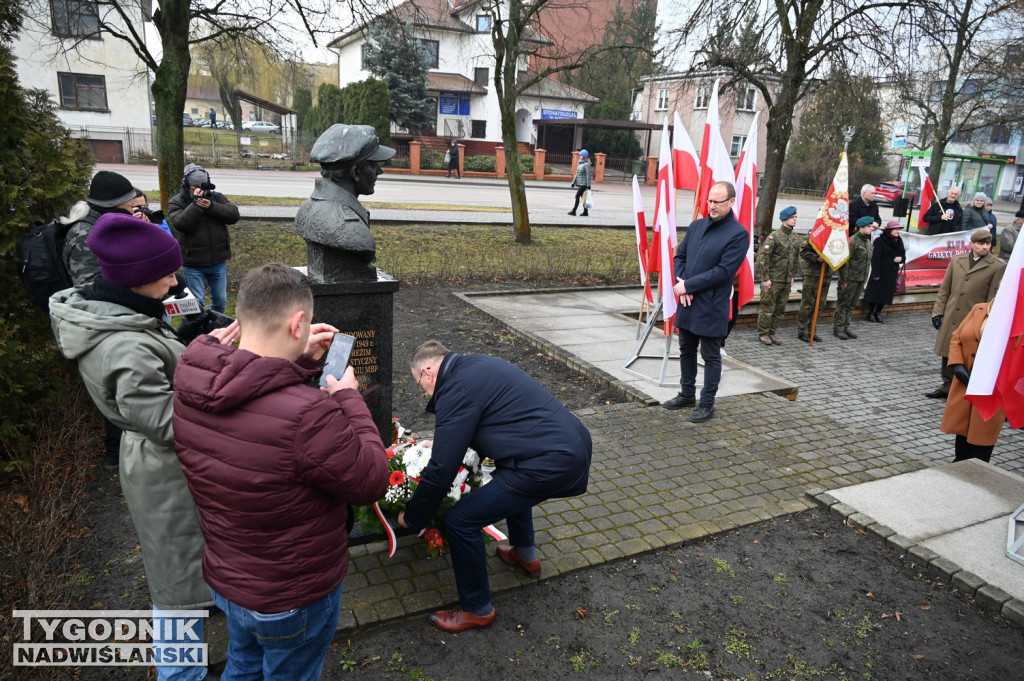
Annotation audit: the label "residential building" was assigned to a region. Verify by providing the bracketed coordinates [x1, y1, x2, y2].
[13, 0, 152, 162]
[876, 80, 1023, 202]
[635, 70, 777, 175]
[328, 0, 597, 153]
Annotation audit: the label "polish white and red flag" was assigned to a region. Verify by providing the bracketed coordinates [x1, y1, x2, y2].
[654, 179, 677, 334]
[808, 152, 850, 270]
[966, 242, 1024, 427]
[632, 175, 653, 303]
[732, 112, 759, 308]
[673, 111, 700, 193]
[647, 117, 676, 275]
[695, 79, 736, 218]
[913, 167, 938, 232]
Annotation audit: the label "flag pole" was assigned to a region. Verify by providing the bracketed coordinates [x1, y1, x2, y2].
[809, 261, 826, 347]
[809, 129, 855, 346]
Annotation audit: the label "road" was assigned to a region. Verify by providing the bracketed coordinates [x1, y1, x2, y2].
[99, 163, 1023, 233]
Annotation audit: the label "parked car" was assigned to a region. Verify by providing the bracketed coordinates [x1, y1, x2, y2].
[874, 181, 919, 206]
[182, 113, 193, 126]
[213, 120, 234, 130]
[241, 121, 281, 134]
[193, 118, 210, 128]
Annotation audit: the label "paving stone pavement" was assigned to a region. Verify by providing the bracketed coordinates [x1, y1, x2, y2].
[340, 388, 930, 631]
[719, 310, 1023, 475]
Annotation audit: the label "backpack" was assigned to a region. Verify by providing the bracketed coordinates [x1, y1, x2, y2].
[16, 219, 73, 311]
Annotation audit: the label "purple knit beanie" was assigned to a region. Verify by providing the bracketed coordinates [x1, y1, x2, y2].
[86, 213, 183, 287]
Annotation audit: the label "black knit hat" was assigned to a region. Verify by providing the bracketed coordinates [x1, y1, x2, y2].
[86, 171, 136, 208]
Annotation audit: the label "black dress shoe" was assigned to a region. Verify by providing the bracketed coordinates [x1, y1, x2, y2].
[833, 330, 849, 340]
[813, 334, 822, 342]
[663, 393, 696, 410]
[567, 211, 576, 216]
[798, 333, 811, 343]
[845, 330, 858, 339]
[689, 405, 715, 423]
[924, 390, 948, 399]
[876, 315, 885, 323]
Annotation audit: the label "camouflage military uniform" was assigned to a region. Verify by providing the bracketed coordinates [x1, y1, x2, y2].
[62, 208, 103, 286]
[796, 238, 833, 338]
[833, 231, 873, 336]
[754, 222, 800, 339]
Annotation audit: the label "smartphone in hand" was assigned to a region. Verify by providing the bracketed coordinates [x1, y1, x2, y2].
[319, 333, 356, 389]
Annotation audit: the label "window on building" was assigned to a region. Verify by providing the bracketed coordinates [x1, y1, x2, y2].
[738, 85, 756, 111]
[471, 119, 486, 138]
[57, 72, 107, 110]
[476, 14, 491, 32]
[51, 0, 99, 37]
[361, 44, 369, 70]
[474, 67, 489, 88]
[656, 87, 669, 111]
[952, 128, 972, 144]
[990, 124, 1012, 145]
[730, 135, 747, 157]
[919, 124, 933, 144]
[419, 39, 439, 68]
[695, 83, 710, 109]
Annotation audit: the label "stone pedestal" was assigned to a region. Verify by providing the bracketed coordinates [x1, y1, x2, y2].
[311, 271, 399, 443]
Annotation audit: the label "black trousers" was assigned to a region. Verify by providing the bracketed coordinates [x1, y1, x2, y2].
[953, 434, 993, 463]
[570, 186, 588, 213]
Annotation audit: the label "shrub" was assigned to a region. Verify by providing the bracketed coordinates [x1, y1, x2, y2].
[0, 18, 92, 451]
[421, 148, 446, 170]
[464, 155, 495, 172]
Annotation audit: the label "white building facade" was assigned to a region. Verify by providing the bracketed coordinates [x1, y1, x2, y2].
[329, 0, 596, 150]
[14, 1, 153, 162]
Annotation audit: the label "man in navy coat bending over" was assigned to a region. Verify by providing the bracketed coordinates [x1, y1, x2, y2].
[398, 340, 593, 632]
[662, 181, 749, 423]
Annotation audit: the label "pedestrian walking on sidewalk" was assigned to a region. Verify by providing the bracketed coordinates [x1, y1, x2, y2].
[446, 140, 461, 179]
[568, 150, 592, 216]
[755, 206, 800, 345]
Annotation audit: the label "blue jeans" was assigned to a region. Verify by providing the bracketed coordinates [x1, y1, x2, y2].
[212, 583, 342, 681]
[445, 481, 538, 614]
[151, 605, 207, 681]
[678, 327, 724, 407]
[184, 262, 227, 313]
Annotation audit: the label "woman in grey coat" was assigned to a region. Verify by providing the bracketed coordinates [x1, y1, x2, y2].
[50, 213, 239, 681]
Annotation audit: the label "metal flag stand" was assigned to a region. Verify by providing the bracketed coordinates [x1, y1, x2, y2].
[622, 296, 678, 387]
[1007, 502, 1024, 566]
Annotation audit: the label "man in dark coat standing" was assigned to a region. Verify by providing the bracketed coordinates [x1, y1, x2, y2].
[398, 340, 592, 632]
[661, 181, 748, 423]
[848, 184, 881, 235]
[922, 186, 963, 235]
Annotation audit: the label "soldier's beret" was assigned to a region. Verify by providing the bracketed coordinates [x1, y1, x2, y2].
[970, 229, 992, 243]
[778, 206, 797, 220]
[855, 216, 874, 227]
[310, 124, 396, 165]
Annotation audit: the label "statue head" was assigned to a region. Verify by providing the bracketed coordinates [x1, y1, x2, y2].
[311, 124, 396, 198]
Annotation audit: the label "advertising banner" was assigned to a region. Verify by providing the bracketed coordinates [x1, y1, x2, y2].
[899, 229, 975, 287]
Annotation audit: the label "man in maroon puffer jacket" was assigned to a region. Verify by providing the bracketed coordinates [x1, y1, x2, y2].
[173, 263, 389, 681]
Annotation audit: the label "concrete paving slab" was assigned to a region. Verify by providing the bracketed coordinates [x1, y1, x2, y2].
[921, 517, 1024, 599]
[829, 461, 1024, 542]
[461, 288, 799, 403]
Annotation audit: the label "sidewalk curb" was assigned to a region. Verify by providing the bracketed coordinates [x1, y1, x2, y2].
[806, 489, 1024, 629]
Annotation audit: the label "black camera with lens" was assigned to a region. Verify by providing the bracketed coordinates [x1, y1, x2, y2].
[136, 205, 165, 223]
[193, 181, 217, 201]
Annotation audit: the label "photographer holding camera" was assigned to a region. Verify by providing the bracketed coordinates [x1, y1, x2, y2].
[168, 163, 239, 313]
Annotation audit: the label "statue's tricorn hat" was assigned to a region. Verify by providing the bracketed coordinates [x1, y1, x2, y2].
[310, 124, 396, 165]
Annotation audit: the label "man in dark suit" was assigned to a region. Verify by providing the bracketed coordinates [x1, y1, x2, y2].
[398, 340, 593, 632]
[661, 181, 749, 423]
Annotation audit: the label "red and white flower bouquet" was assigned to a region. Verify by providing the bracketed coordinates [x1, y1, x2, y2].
[358, 423, 503, 557]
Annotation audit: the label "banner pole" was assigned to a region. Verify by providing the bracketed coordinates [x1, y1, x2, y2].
[809, 261, 826, 347]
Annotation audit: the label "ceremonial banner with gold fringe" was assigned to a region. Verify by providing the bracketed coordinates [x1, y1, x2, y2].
[808, 152, 850, 270]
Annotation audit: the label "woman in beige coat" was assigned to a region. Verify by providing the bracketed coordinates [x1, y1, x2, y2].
[940, 301, 1006, 461]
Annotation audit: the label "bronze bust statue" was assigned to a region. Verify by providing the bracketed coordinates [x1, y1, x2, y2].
[295, 124, 396, 282]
